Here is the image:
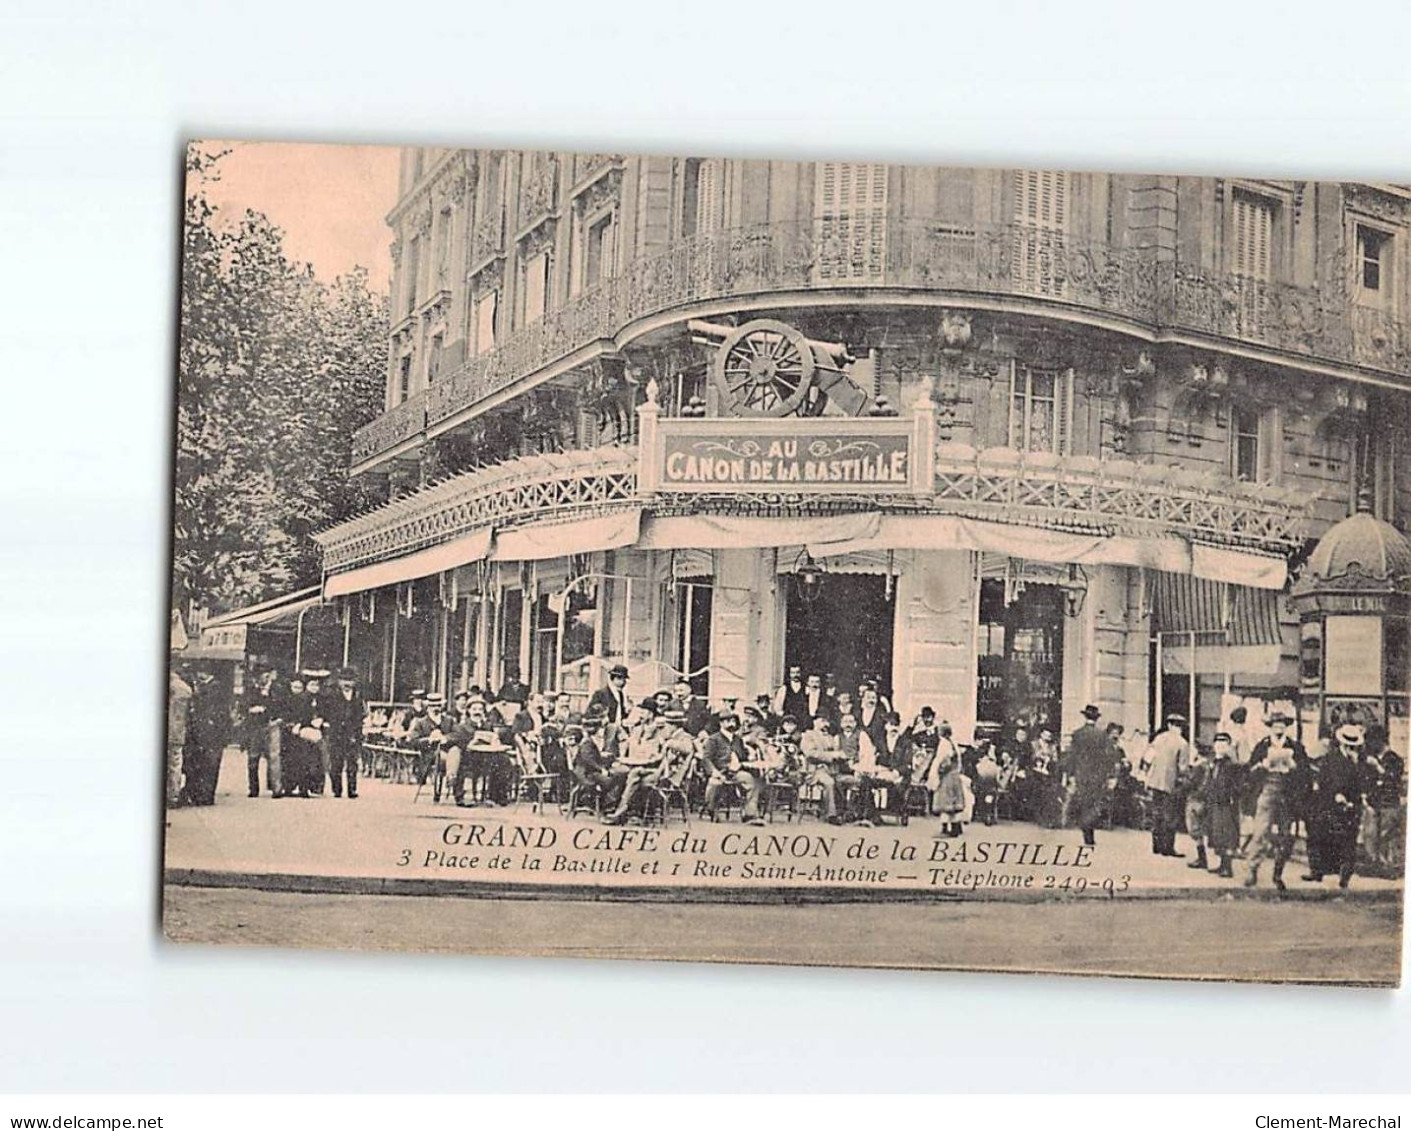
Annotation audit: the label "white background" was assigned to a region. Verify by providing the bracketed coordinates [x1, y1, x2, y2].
[1, 0, 1409, 1095]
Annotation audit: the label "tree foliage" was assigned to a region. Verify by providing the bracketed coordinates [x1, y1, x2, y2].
[173, 148, 388, 616]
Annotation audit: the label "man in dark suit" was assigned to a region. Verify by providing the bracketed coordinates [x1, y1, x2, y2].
[802, 672, 833, 726]
[325, 666, 364, 799]
[1300, 724, 1364, 888]
[671, 676, 711, 737]
[587, 663, 631, 724]
[1066, 704, 1116, 846]
[701, 712, 764, 824]
[571, 713, 622, 810]
[772, 665, 809, 724]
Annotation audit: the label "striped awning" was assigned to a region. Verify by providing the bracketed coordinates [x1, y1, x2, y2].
[1151, 573, 1283, 644]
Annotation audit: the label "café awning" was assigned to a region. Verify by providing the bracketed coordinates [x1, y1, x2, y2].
[490, 508, 641, 562]
[323, 526, 493, 599]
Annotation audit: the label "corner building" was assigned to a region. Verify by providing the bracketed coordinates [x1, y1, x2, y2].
[314, 151, 1411, 750]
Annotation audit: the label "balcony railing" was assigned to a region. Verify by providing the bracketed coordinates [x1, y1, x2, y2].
[323, 441, 1308, 576]
[351, 394, 425, 465]
[352, 218, 1411, 466]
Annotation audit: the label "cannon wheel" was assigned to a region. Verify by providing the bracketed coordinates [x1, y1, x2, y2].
[711, 319, 816, 417]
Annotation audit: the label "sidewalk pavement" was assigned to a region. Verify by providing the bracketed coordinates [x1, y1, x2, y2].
[162, 746, 1404, 905]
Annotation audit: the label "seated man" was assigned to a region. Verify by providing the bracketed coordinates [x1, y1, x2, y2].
[606, 706, 696, 824]
[571, 713, 623, 811]
[701, 711, 764, 824]
[800, 713, 844, 824]
[834, 712, 867, 822]
[444, 695, 514, 806]
[405, 693, 449, 787]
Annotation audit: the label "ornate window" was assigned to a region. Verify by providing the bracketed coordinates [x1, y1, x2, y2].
[427, 332, 444, 385]
[1012, 171, 1069, 296]
[396, 354, 412, 405]
[1008, 363, 1073, 455]
[814, 162, 887, 283]
[404, 234, 420, 315]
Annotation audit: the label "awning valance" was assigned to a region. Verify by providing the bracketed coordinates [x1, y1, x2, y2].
[489, 509, 641, 563]
[323, 527, 492, 599]
[638, 512, 880, 550]
[800, 513, 1287, 589]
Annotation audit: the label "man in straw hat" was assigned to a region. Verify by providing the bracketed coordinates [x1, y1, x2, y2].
[1300, 723, 1365, 889]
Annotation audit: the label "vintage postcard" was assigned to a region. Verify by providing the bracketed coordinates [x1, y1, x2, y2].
[163, 140, 1408, 985]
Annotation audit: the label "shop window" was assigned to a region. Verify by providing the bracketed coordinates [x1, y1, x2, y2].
[674, 579, 713, 695]
[533, 594, 560, 694]
[497, 588, 524, 688]
[1008, 364, 1073, 455]
[815, 161, 888, 283]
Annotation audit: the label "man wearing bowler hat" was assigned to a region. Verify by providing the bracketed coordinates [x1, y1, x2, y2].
[1066, 704, 1116, 847]
[588, 663, 631, 724]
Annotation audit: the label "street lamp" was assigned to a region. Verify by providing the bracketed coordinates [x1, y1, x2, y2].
[1062, 563, 1089, 618]
[795, 548, 825, 605]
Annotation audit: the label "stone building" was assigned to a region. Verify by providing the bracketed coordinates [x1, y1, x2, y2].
[313, 150, 1411, 749]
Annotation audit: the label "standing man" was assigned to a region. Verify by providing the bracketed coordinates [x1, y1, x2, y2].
[1359, 724, 1405, 878]
[1066, 704, 1116, 848]
[772, 665, 809, 724]
[1145, 712, 1190, 857]
[1300, 725, 1364, 889]
[588, 663, 631, 758]
[1243, 710, 1304, 891]
[588, 664, 631, 724]
[166, 665, 193, 809]
[281, 675, 310, 798]
[325, 667, 363, 799]
[856, 685, 888, 758]
[244, 667, 283, 799]
[1202, 732, 1243, 878]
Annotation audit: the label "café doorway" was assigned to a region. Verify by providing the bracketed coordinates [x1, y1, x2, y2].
[784, 573, 895, 700]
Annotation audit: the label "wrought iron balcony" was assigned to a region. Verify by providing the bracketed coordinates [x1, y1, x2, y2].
[352, 218, 1411, 467]
[351, 393, 426, 466]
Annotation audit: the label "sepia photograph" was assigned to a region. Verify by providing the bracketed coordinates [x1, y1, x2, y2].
[162, 141, 1408, 986]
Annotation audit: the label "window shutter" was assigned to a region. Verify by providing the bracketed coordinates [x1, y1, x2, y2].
[1232, 192, 1273, 281]
[815, 162, 887, 283]
[1057, 369, 1074, 455]
[696, 159, 721, 233]
[1013, 170, 1069, 295]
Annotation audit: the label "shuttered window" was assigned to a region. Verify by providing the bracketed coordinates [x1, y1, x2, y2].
[696, 158, 722, 233]
[815, 162, 888, 283]
[522, 251, 549, 325]
[1012, 171, 1069, 296]
[1232, 191, 1274, 281]
[473, 291, 497, 356]
[1008, 364, 1074, 454]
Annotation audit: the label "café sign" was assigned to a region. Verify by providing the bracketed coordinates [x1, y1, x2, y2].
[640, 414, 933, 497]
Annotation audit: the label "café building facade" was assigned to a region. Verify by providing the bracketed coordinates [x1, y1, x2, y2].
[313, 151, 1411, 747]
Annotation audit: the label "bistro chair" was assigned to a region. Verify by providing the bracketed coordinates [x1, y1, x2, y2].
[566, 779, 604, 820]
[764, 778, 800, 822]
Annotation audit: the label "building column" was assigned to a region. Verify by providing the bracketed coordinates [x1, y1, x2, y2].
[892, 549, 977, 739]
